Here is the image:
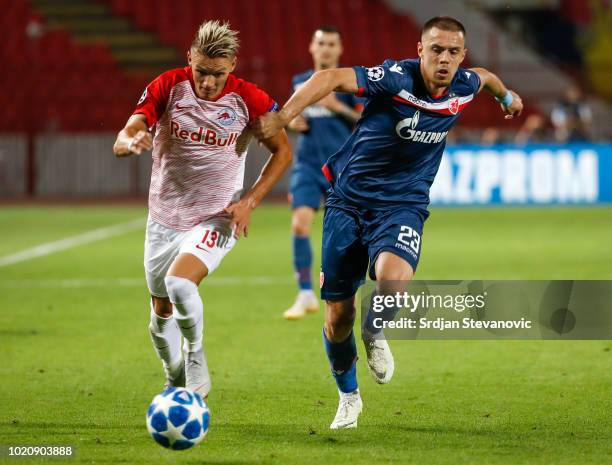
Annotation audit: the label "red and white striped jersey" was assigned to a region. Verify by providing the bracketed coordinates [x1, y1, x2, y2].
[133, 67, 277, 230]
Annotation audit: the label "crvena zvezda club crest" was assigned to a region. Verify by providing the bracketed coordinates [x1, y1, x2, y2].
[448, 97, 459, 115]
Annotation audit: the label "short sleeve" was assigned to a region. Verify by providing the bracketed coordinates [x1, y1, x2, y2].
[353, 60, 404, 98]
[132, 73, 173, 127]
[349, 93, 364, 110]
[337, 92, 363, 111]
[465, 69, 481, 94]
[240, 82, 279, 122]
[291, 75, 300, 93]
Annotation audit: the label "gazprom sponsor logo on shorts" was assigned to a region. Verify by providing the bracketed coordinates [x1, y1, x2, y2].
[396, 110, 448, 143]
[215, 107, 237, 126]
[170, 120, 239, 147]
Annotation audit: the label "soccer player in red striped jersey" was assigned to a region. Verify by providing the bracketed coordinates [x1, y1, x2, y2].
[113, 20, 291, 398]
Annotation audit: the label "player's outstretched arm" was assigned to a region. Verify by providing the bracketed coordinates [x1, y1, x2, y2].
[225, 129, 292, 239]
[252, 68, 358, 139]
[471, 67, 523, 119]
[113, 114, 153, 157]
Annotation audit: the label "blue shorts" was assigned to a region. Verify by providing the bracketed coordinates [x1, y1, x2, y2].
[320, 192, 428, 301]
[289, 164, 330, 210]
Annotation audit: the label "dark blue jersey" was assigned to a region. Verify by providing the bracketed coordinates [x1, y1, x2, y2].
[323, 59, 481, 211]
[292, 70, 362, 172]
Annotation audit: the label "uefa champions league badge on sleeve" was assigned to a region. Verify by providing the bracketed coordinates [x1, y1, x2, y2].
[137, 88, 147, 105]
[366, 67, 385, 81]
[359, 280, 612, 340]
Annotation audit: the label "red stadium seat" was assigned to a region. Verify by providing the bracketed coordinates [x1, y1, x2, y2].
[0, 0, 539, 132]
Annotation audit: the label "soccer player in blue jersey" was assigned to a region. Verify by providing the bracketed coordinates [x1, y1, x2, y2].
[283, 26, 362, 320]
[254, 16, 523, 428]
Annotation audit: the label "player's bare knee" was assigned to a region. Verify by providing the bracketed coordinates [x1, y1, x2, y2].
[376, 273, 413, 296]
[292, 207, 315, 236]
[292, 220, 311, 237]
[324, 300, 355, 341]
[151, 296, 173, 317]
[378, 268, 413, 282]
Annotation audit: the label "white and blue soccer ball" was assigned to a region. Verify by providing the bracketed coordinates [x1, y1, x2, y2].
[146, 387, 210, 450]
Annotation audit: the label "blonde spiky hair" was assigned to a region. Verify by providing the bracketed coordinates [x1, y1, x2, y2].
[191, 20, 240, 58]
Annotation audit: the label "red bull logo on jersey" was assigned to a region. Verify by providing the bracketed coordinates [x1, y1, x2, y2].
[170, 121, 239, 147]
[216, 107, 237, 126]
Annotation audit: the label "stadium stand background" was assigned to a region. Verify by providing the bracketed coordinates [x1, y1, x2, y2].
[1, 0, 610, 198]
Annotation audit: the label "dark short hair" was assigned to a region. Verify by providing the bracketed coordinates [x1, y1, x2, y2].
[422, 16, 466, 37]
[313, 25, 341, 38]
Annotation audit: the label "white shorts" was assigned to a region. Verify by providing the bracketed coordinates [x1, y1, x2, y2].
[144, 215, 237, 298]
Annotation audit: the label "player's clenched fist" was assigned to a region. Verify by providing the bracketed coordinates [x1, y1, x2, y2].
[225, 199, 255, 239]
[252, 112, 286, 140]
[503, 90, 523, 120]
[113, 119, 153, 157]
[128, 130, 153, 154]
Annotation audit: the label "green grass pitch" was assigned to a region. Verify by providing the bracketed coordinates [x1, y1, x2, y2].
[0, 205, 610, 464]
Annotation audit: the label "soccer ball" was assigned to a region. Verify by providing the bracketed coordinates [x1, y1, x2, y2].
[146, 387, 210, 450]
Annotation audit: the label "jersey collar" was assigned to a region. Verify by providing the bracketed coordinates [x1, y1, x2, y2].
[415, 59, 458, 101]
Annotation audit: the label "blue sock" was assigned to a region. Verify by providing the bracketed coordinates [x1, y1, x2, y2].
[293, 235, 312, 290]
[322, 328, 358, 393]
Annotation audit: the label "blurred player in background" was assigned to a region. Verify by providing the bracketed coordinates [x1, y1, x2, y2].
[283, 26, 362, 320]
[254, 16, 523, 428]
[551, 85, 592, 142]
[113, 20, 291, 398]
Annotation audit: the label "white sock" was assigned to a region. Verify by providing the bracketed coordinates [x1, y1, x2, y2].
[148, 304, 182, 372]
[165, 276, 204, 353]
[339, 388, 360, 398]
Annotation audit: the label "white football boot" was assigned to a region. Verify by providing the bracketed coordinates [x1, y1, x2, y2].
[330, 390, 363, 429]
[283, 291, 319, 320]
[363, 336, 395, 384]
[185, 347, 211, 399]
